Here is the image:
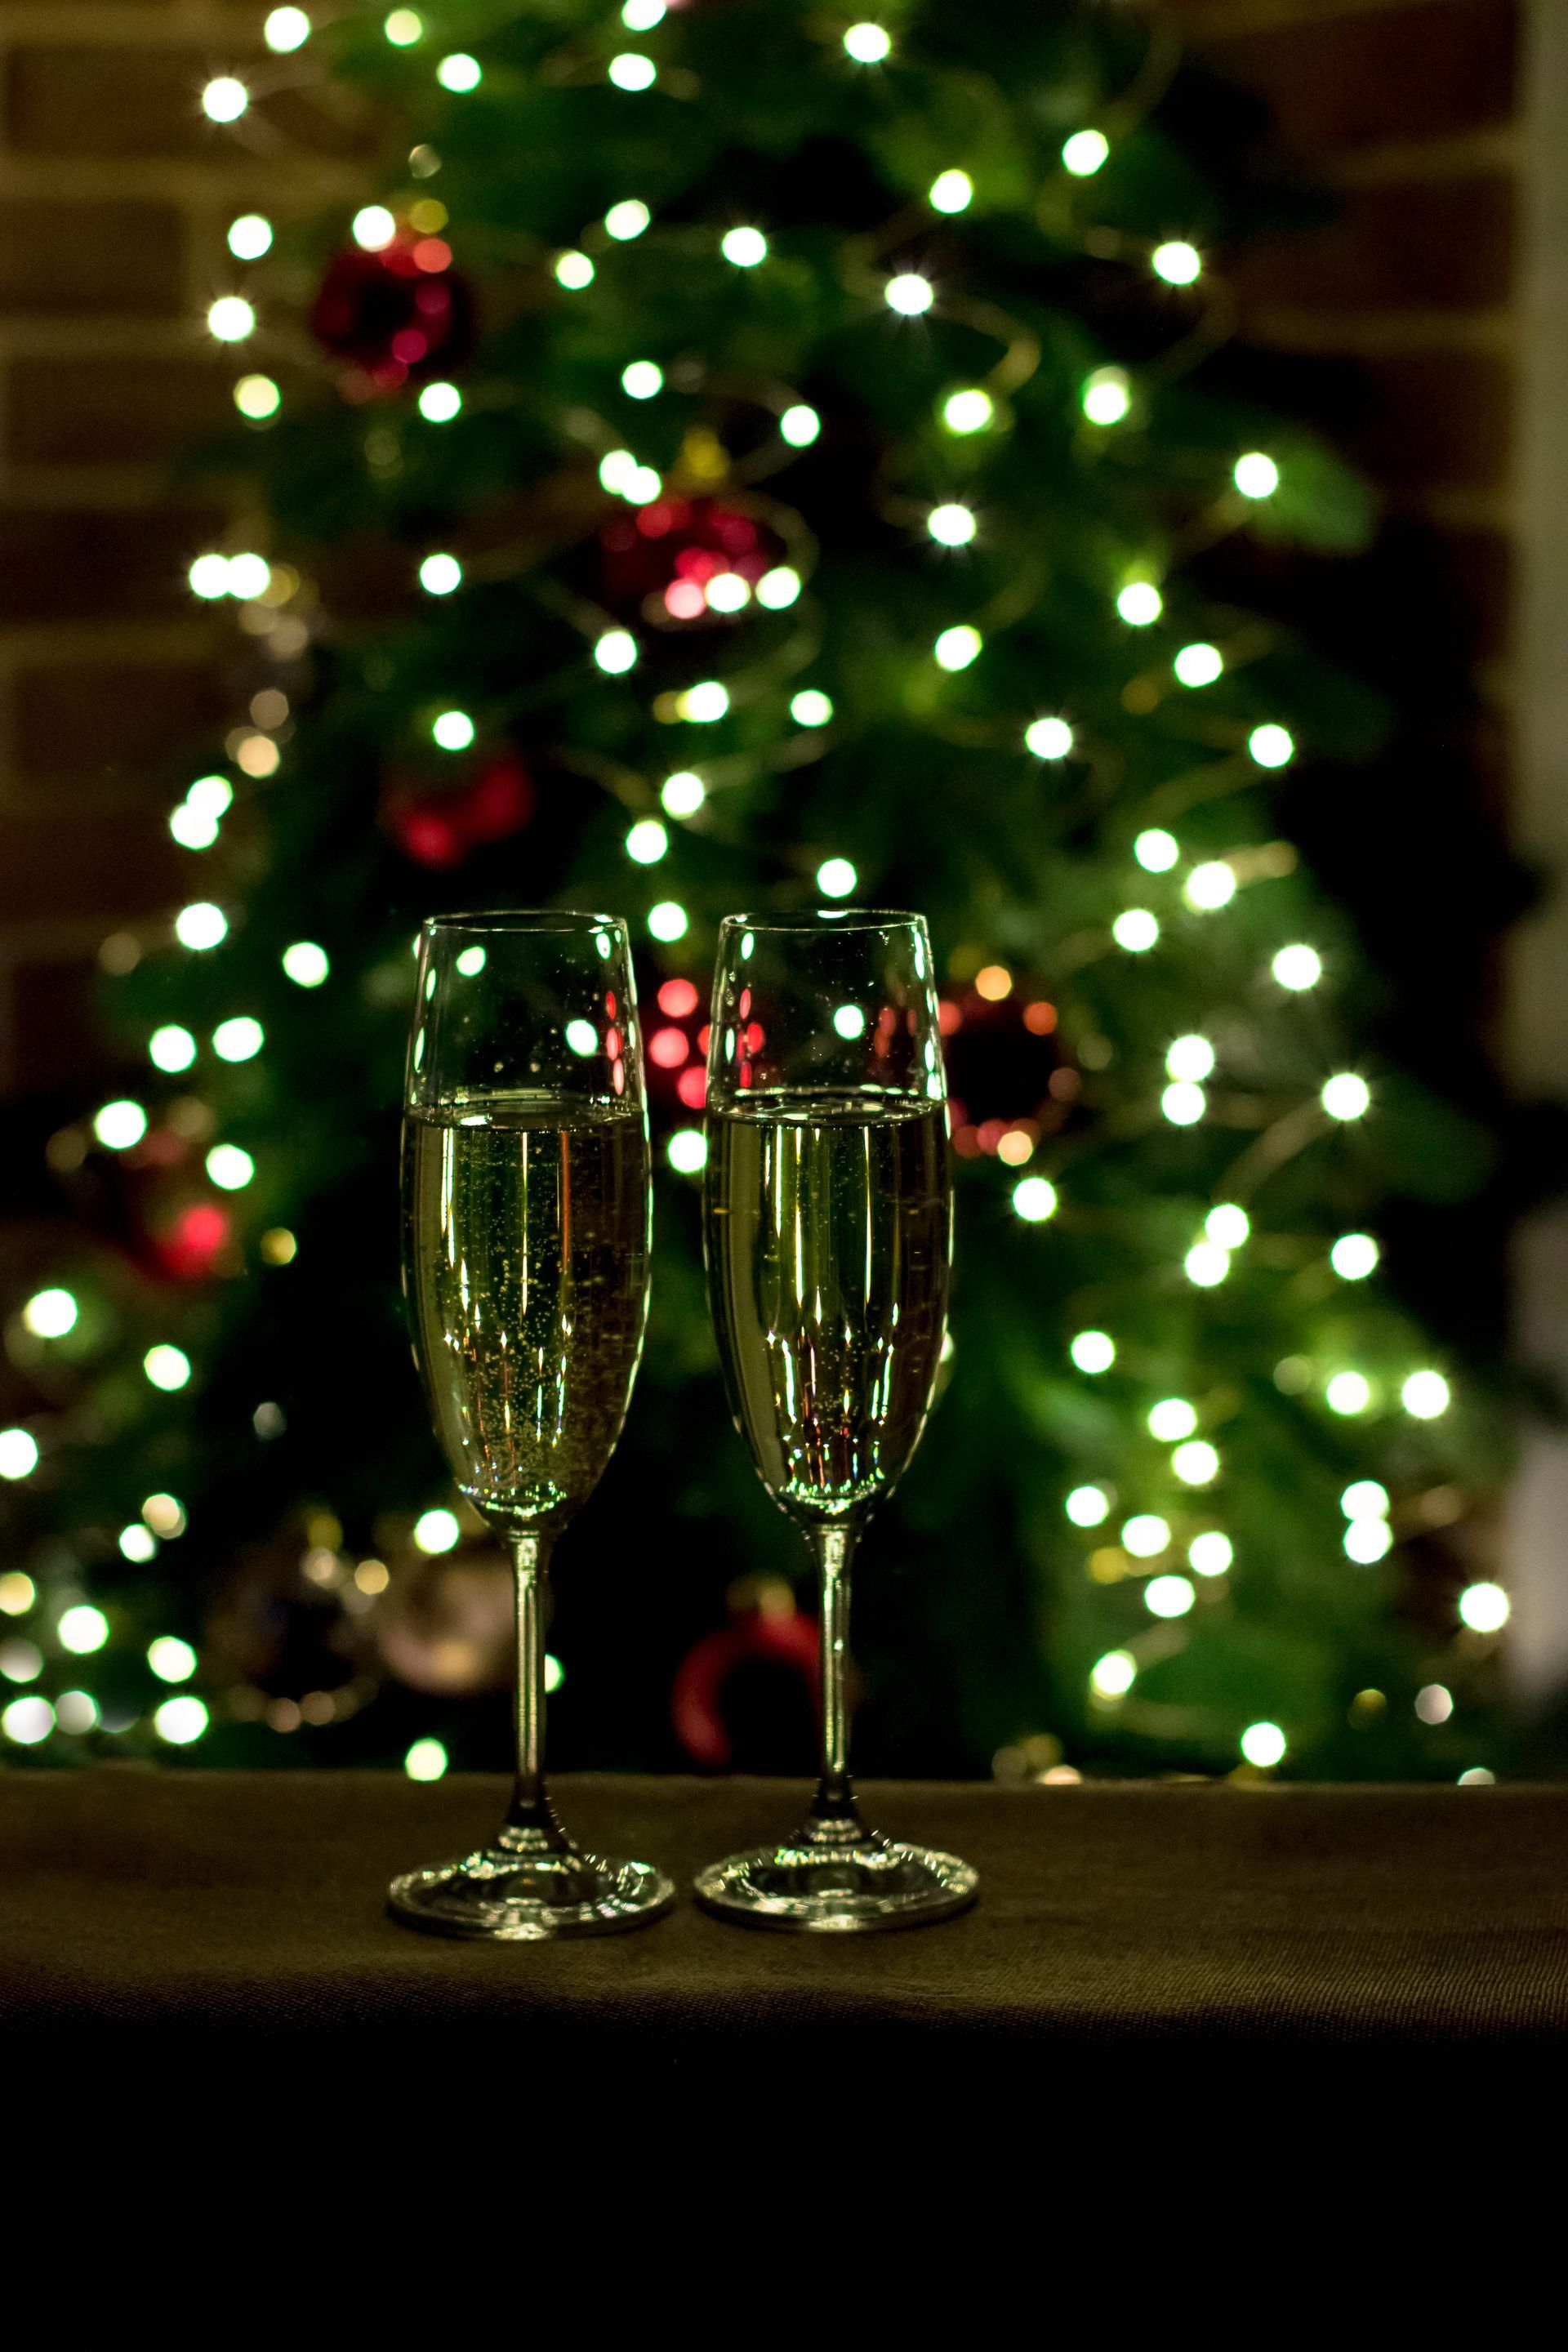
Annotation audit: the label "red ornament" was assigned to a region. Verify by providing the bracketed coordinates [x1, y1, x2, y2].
[310, 231, 474, 398]
[599, 496, 785, 626]
[385, 751, 535, 870]
[670, 1592, 822, 1770]
[154, 1200, 233, 1281]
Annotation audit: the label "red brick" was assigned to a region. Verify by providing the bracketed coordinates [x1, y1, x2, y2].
[1346, 350, 1512, 492]
[0, 200, 184, 315]
[9, 358, 235, 466]
[0, 807, 180, 923]
[1232, 175, 1514, 311]
[11, 662, 229, 785]
[0, 510, 223, 624]
[1207, 1, 1517, 154]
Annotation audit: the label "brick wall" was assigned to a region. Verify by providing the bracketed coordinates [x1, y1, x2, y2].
[0, 0, 1522, 1104]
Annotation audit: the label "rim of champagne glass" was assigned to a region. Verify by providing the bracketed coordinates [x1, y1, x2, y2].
[420, 908, 625, 936]
[716, 907, 928, 935]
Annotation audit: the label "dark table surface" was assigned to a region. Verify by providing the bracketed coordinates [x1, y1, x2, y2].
[5, 1771, 1568, 2071]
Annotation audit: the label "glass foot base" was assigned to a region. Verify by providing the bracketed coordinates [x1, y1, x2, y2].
[694, 1823, 978, 1935]
[388, 1824, 676, 1942]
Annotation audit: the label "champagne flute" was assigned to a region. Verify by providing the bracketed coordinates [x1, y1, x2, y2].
[388, 911, 675, 1940]
[694, 911, 978, 1931]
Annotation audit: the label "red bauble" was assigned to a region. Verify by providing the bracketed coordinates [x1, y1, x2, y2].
[310, 232, 474, 398]
[385, 751, 535, 870]
[599, 496, 786, 626]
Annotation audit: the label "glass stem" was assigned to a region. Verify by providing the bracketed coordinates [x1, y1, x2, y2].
[506, 1533, 566, 1846]
[808, 1522, 862, 1833]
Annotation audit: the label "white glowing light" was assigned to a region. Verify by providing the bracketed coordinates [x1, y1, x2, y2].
[1325, 1371, 1371, 1416]
[1322, 1072, 1370, 1121]
[176, 902, 228, 951]
[1402, 1370, 1450, 1420]
[265, 8, 311, 52]
[1152, 240, 1201, 286]
[405, 1735, 448, 1780]
[622, 0, 666, 26]
[1173, 1440, 1219, 1486]
[1165, 1034, 1214, 1083]
[205, 1144, 254, 1192]
[1081, 368, 1130, 426]
[1330, 1232, 1379, 1281]
[1184, 1241, 1229, 1288]
[1062, 128, 1110, 176]
[1024, 717, 1073, 760]
[2, 1697, 53, 1745]
[93, 1099, 147, 1151]
[605, 199, 651, 241]
[608, 51, 657, 90]
[185, 776, 233, 823]
[1235, 452, 1279, 500]
[845, 21, 893, 61]
[1148, 1398, 1197, 1441]
[228, 214, 273, 261]
[1174, 641, 1223, 688]
[213, 1017, 264, 1062]
[1206, 1204, 1249, 1249]
[0, 1430, 38, 1481]
[1162, 1081, 1205, 1127]
[1345, 1519, 1392, 1564]
[119, 1524, 157, 1564]
[942, 387, 993, 434]
[1090, 1650, 1136, 1699]
[1066, 1486, 1111, 1529]
[418, 381, 461, 422]
[282, 942, 329, 988]
[1116, 582, 1162, 626]
[791, 689, 834, 727]
[1272, 943, 1321, 991]
[886, 273, 933, 316]
[1241, 1721, 1285, 1768]
[756, 566, 801, 609]
[557, 1022, 597, 1064]
[661, 771, 706, 818]
[706, 572, 751, 613]
[1123, 1513, 1171, 1559]
[1146, 1574, 1196, 1619]
[352, 205, 397, 252]
[648, 901, 688, 942]
[555, 250, 595, 290]
[56, 1691, 97, 1735]
[933, 625, 982, 671]
[621, 359, 663, 400]
[432, 710, 475, 750]
[679, 680, 728, 722]
[1249, 723, 1295, 769]
[1185, 862, 1236, 912]
[626, 818, 668, 866]
[1414, 1683, 1453, 1726]
[1343, 1481, 1390, 1521]
[822, 1005, 862, 1045]
[227, 553, 271, 599]
[1459, 1581, 1509, 1633]
[202, 78, 249, 123]
[929, 167, 972, 212]
[1459, 1767, 1495, 1785]
[1189, 1531, 1232, 1577]
[781, 403, 820, 447]
[1113, 908, 1159, 953]
[721, 226, 768, 269]
[235, 374, 281, 421]
[419, 553, 462, 597]
[928, 503, 977, 548]
[170, 803, 218, 850]
[1012, 1177, 1058, 1224]
[207, 296, 256, 342]
[413, 1508, 460, 1554]
[23, 1288, 77, 1339]
[149, 1636, 198, 1682]
[666, 1129, 707, 1175]
[385, 9, 422, 42]
[0, 1575, 37, 1615]
[154, 1695, 208, 1744]
[437, 52, 482, 91]
[59, 1605, 109, 1655]
[817, 858, 858, 899]
[1134, 830, 1178, 875]
[1071, 1331, 1116, 1374]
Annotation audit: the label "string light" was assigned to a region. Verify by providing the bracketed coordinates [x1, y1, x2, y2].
[228, 553, 271, 598]
[648, 902, 688, 941]
[1321, 1073, 1370, 1120]
[1070, 1331, 1116, 1373]
[431, 709, 475, 747]
[667, 1130, 707, 1174]
[213, 1018, 264, 1062]
[928, 503, 976, 546]
[149, 1637, 197, 1682]
[437, 53, 482, 91]
[1062, 129, 1109, 176]
[844, 22, 893, 62]
[1249, 724, 1294, 768]
[1184, 1241, 1229, 1285]
[1272, 943, 1321, 991]
[1025, 718, 1072, 760]
[418, 381, 461, 421]
[1343, 1481, 1389, 1520]
[1174, 642, 1223, 688]
[385, 9, 422, 42]
[678, 680, 728, 720]
[1235, 452, 1279, 499]
[564, 1019, 598, 1056]
[202, 78, 248, 122]
[622, 359, 662, 399]
[413, 1508, 459, 1552]
[1401, 1370, 1450, 1419]
[0, 1430, 38, 1481]
[885, 273, 933, 315]
[2, 1697, 54, 1744]
[176, 902, 228, 950]
[929, 169, 973, 212]
[1066, 1486, 1111, 1527]
[1090, 1650, 1136, 1699]
[154, 1695, 209, 1744]
[1206, 1204, 1249, 1248]
[234, 376, 280, 420]
[1345, 1519, 1391, 1563]
[605, 199, 651, 240]
[1081, 368, 1129, 425]
[1165, 1035, 1214, 1082]
[1123, 1514, 1169, 1558]
[1240, 1722, 1285, 1767]
[626, 818, 668, 865]
[265, 9, 311, 51]
[119, 1524, 157, 1563]
[933, 625, 981, 670]
[1149, 1399, 1196, 1441]
[1173, 1441, 1218, 1486]
[942, 387, 993, 434]
[207, 297, 255, 342]
[756, 566, 801, 608]
[1012, 1176, 1057, 1223]
[1325, 1371, 1371, 1415]
[1162, 1082, 1205, 1125]
[1152, 240, 1201, 285]
[1113, 908, 1158, 952]
[404, 1735, 448, 1780]
[817, 858, 857, 899]
[608, 52, 657, 90]
[1134, 829, 1178, 872]
[283, 942, 329, 987]
[23, 1288, 78, 1339]
[1459, 1581, 1508, 1633]
[228, 215, 273, 261]
[721, 226, 768, 267]
[1414, 1683, 1452, 1724]
[1189, 1532, 1232, 1576]
[1146, 1574, 1195, 1618]
[555, 251, 595, 290]
[143, 1494, 186, 1537]
[419, 553, 461, 595]
[59, 1604, 109, 1655]
[781, 403, 821, 447]
[622, 0, 666, 26]
[350, 205, 395, 252]
[1330, 1232, 1379, 1280]
[832, 1005, 866, 1039]
[1116, 582, 1161, 626]
[661, 771, 705, 817]
[1184, 862, 1236, 911]
[207, 1145, 255, 1190]
[791, 689, 833, 725]
[0, 1572, 36, 1610]
[92, 1100, 147, 1150]
[706, 572, 751, 613]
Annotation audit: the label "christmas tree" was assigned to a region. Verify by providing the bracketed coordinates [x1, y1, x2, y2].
[0, 0, 1514, 1783]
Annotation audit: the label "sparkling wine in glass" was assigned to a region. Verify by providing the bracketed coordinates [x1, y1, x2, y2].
[387, 911, 675, 1940]
[694, 911, 978, 1931]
